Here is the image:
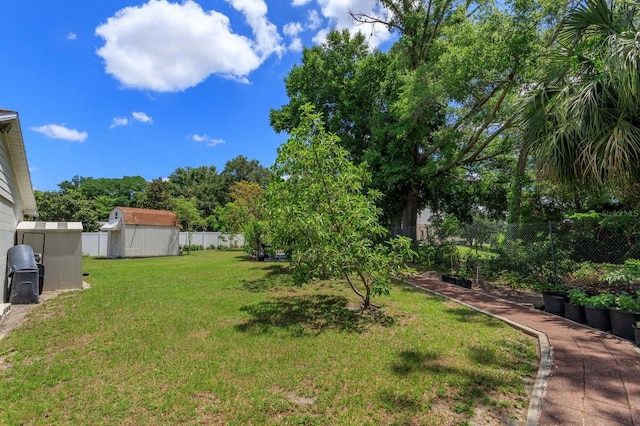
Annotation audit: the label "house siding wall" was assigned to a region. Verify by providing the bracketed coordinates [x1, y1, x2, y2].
[0, 135, 25, 302]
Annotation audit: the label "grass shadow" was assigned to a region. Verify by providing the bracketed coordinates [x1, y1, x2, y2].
[443, 306, 503, 327]
[388, 346, 532, 421]
[391, 349, 441, 376]
[236, 294, 395, 336]
[240, 265, 293, 292]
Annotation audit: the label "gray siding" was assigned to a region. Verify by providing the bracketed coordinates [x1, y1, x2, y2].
[0, 135, 24, 302]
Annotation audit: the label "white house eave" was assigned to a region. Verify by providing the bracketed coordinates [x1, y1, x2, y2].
[0, 112, 37, 217]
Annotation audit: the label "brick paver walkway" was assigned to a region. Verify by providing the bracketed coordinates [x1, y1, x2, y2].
[408, 274, 640, 426]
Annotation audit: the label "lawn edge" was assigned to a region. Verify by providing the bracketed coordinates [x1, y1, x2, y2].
[401, 278, 551, 426]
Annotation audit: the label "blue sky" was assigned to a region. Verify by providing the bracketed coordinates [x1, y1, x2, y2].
[4, 0, 392, 191]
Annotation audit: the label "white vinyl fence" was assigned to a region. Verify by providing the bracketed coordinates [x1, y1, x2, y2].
[82, 232, 244, 257]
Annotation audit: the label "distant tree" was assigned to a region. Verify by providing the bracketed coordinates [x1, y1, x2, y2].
[173, 196, 203, 252]
[35, 189, 101, 231]
[222, 155, 271, 189]
[222, 181, 266, 257]
[168, 166, 225, 218]
[265, 105, 414, 309]
[140, 178, 174, 211]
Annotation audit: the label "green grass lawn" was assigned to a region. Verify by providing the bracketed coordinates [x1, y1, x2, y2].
[456, 244, 499, 260]
[0, 251, 537, 425]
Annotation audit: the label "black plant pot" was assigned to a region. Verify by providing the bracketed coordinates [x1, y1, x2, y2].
[455, 277, 472, 289]
[564, 302, 586, 324]
[441, 274, 456, 284]
[584, 306, 612, 332]
[608, 308, 640, 340]
[543, 292, 568, 316]
[633, 324, 640, 347]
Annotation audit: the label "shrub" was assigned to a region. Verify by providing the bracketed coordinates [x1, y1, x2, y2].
[567, 289, 588, 306]
[584, 293, 615, 308]
[613, 292, 640, 312]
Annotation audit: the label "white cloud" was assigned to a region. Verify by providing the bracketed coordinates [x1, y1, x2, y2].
[306, 9, 322, 30]
[192, 134, 226, 147]
[132, 111, 153, 124]
[315, 0, 391, 48]
[110, 117, 129, 128]
[284, 22, 303, 37]
[284, 22, 304, 51]
[31, 124, 88, 142]
[292, 0, 312, 6]
[226, 0, 284, 59]
[66, 32, 77, 40]
[95, 0, 279, 92]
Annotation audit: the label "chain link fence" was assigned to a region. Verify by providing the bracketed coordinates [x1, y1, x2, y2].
[411, 215, 640, 288]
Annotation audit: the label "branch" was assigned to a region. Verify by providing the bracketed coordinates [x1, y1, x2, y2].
[350, 11, 403, 33]
[344, 272, 366, 303]
[459, 66, 516, 158]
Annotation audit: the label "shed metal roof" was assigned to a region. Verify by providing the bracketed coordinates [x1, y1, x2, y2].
[116, 207, 179, 227]
[17, 221, 83, 232]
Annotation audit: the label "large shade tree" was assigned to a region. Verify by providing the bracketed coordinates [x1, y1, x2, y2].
[272, 1, 563, 238]
[520, 0, 640, 188]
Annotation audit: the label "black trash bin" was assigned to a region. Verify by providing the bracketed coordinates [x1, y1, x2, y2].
[7, 245, 41, 304]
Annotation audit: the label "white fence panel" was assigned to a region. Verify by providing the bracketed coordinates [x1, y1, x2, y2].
[82, 231, 244, 256]
[82, 232, 109, 257]
[179, 231, 244, 249]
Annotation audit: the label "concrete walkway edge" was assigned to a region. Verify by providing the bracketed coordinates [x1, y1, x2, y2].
[404, 279, 552, 426]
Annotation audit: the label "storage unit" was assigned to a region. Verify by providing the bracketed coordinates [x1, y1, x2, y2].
[101, 207, 180, 258]
[16, 222, 83, 291]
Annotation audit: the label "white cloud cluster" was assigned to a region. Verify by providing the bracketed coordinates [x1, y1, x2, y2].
[132, 111, 153, 124]
[315, 0, 391, 46]
[192, 134, 226, 147]
[287, 0, 390, 50]
[96, 0, 280, 92]
[95, 0, 390, 92]
[31, 124, 88, 142]
[110, 111, 153, 128]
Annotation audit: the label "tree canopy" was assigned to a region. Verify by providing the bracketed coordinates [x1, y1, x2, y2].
[266, 105, 414, 309]
[271, 1, 565, 237]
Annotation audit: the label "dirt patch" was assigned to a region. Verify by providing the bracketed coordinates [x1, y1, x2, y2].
[0, 283, 90, 341]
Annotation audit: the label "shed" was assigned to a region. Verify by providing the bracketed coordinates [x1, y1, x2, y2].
[16, 222, 83, 291]
[101, 207, 180, 258]
[0, 109, 38, 306]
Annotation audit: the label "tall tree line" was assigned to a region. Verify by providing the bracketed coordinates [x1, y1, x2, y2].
[35, 155, 271, 231]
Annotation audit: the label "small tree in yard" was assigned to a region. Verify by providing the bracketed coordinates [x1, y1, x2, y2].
[265, 104, 415, 309]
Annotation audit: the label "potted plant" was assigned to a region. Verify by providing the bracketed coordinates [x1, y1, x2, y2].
[564, 288, 588, 324]
[541, 283, 569, 317]
[609, 292, 640, 340]
[584, 293, 614, 332]
[633, 321, 640, 346]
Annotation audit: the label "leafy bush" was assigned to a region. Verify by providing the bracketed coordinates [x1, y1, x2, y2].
[613, 292, 640, 312]
[584, 293, 615, 308]
[181, 244, 203, 252]
[602, 259, 640, 284]
[567, 289, 588, 306]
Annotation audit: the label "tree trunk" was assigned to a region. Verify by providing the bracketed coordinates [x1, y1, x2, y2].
[401, 188, 419, 240]
[509, 145, 529, 223]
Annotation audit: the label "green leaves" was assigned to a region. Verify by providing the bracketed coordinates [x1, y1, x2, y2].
[521, 0, 640, 188]
[266, 105, 415, 308]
